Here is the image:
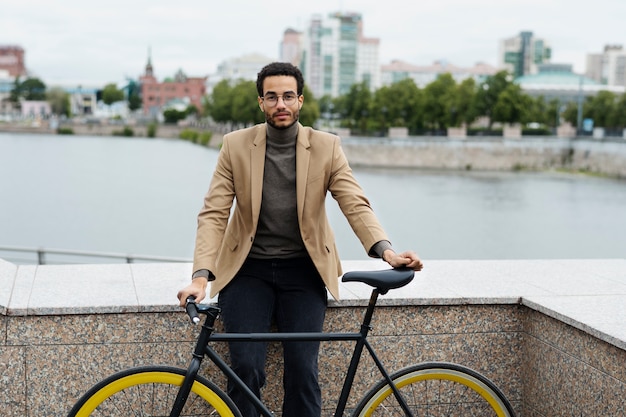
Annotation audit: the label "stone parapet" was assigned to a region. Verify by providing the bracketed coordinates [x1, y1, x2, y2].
[1, 258, 625, 416]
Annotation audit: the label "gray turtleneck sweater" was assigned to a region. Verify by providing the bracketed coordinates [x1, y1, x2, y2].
[249, 122, 306, 259]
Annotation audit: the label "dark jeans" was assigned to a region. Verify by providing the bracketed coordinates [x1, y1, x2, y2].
[218, 257, 328, 417]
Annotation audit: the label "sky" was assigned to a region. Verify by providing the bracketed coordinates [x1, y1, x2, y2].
[1, 0, 624, 87]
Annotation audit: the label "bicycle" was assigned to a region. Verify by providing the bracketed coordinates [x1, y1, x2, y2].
[68, 267, 516, 416]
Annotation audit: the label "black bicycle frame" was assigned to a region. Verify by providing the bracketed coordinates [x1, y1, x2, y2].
[170, 288, 413, 417]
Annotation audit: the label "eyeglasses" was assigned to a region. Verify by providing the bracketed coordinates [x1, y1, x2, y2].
[261, 92, 299, 107]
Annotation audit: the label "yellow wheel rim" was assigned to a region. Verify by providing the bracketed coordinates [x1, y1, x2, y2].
[74, 371, 235, 417]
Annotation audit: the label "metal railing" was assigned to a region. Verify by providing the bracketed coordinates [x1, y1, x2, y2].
[0, 245, 192, 265]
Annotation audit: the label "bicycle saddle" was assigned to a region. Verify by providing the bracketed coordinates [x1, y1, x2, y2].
[341, 267, 414, 294]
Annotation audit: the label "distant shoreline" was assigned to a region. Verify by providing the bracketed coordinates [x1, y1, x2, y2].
[2, 123, 625, 179]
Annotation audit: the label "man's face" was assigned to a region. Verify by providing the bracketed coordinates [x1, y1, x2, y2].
[258, 75, 304, 129]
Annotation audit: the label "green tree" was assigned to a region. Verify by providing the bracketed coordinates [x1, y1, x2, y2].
[299, 84, 320, 127]
[9, 76, 22, 109]
[102, 83, 125, 105]
[10, 77, 47, 106]
[343, 81, 373, 133]
[128, 93, 142, 111]
[453, 78, 477, 127]
[317, 94, 336, 127]
[562, 101, 581, 127]
[206, 79, 235, 123]
[545, 99, 562, 129]
[126, 80, 142, 111]
[491, 84, 530, 125]
[46, 87, 71, 117]
[524, 95, 549, 126]
[230, 80, 264, 126]
[20, 77, 47, 100]
[186, 104, 199, 116]
[586, 90, 618, 128]
[423, 73, 457, 130]
[396, 79, 425, 133]
[163, 108, 187, 124]
[614, 93, 626, 129]
[368, 78, 424, 133]
[371, 85, 394, 131]
[474, 71, 514, 129]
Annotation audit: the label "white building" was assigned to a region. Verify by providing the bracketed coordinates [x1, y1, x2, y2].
[380, 59, 498, 88]
[586, 45, 626, 87]
[205, 53, 274, 95]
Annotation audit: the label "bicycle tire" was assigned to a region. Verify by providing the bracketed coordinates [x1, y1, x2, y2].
[67, 365, 242, 417]
[352, 362, 515, 417]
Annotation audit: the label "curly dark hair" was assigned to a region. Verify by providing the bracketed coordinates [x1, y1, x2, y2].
[256, 62, 304, 97]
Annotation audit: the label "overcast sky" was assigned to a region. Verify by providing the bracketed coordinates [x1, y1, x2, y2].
[1, 0, 624, 87]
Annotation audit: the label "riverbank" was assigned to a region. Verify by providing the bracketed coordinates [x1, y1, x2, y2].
[2, 121, 626, 178]
[341, 136, 626, 179]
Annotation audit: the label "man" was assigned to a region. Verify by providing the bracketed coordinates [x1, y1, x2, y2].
[177, 62, 423, 417]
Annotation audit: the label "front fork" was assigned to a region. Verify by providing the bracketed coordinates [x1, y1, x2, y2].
[169, 304, 220, 417]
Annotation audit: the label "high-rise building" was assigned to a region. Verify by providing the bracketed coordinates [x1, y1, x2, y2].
[280, 28, 303, 67]
[586, 45, 626, 87]
[499, 31, 551, 78]
[283, 12, 380, 98]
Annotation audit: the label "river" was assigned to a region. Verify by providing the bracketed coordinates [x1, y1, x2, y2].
[1, 132, 625, 263]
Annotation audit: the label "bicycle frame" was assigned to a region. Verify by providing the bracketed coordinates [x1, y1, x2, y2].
[171, 287, 413, 417]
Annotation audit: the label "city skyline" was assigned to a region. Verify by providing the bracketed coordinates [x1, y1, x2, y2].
[1, 0, 624, 87]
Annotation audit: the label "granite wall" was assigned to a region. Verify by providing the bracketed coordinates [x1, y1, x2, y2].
[2, 258, 625, 416]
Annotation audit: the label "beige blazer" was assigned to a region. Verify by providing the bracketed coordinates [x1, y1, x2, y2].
[192, 123, 389, 299]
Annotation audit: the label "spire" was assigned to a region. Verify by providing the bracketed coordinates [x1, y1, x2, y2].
[145, 46, 153, 77]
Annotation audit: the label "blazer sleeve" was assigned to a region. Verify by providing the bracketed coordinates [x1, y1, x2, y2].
[326, 137, 389, 256]
[192, 135, 237, 275]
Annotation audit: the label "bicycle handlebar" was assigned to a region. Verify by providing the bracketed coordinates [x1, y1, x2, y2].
[185, 297, 200, 324]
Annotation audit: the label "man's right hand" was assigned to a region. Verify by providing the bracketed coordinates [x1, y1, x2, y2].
[177, 277, 208, 307]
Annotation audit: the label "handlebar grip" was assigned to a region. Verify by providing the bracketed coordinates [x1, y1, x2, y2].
[185, 296, 200, 324]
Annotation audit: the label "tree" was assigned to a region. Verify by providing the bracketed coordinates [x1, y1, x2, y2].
[544, 98, 562, 129]
[491, 84, 530, 125]
[474, 71, 514, 129]
[343, 81, 373, 133]
[20, 78, 47, 100]
[561, 101, 581, 127]
[163, 108, 187, 124]
[128, 93, 142, 111]
[423, 73, 457, 130]
[9, 77, 47, 107]
[453, 78, 477, 127]
[299, 84, 320, 127]
[614, 93, 626, 129]
[230, 80, 264, 126]
[9, 76, 22, 109]
[586, 90, 618, 128]
[206, 79, 234, 123]
[524, 95, 549, 126]
[46, 87, 71, 117]
[126, 80, 142, 111]
[395, 79, 424, 133]
[101, 83, 125, 105]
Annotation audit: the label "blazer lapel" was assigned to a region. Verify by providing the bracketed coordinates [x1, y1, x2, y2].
[250, 125, 267, 225]
[295, 123, 311, 222]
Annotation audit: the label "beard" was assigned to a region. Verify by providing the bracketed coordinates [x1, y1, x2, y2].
[265, 109, 300, 129]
